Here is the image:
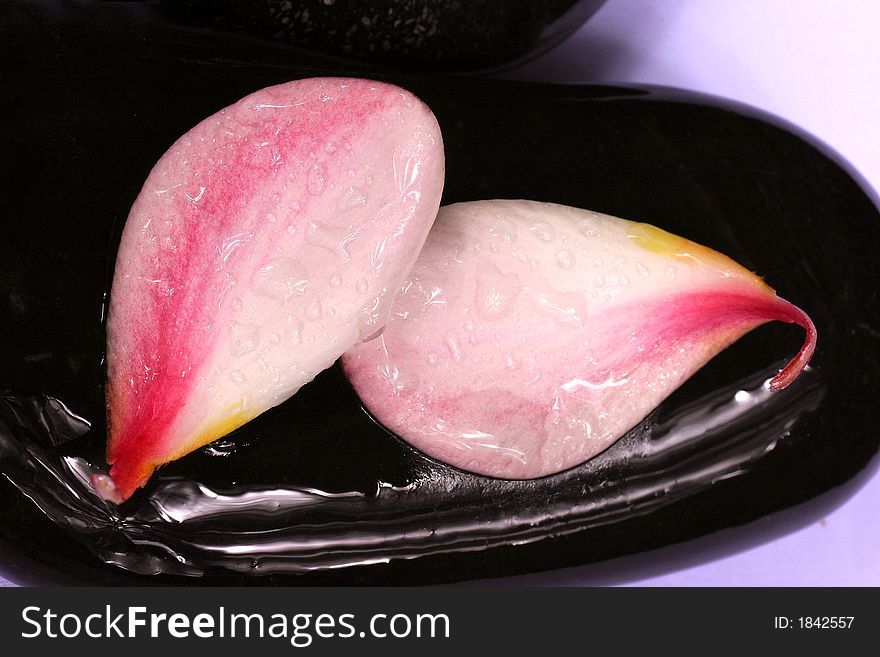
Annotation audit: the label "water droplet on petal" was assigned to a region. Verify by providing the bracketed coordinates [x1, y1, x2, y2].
[337, 186, 367, 211]
[475, 263, 521, 320]
[488, 217, 518, 244]
[306, 299, 322, 321]
[307, 162, 326, 195]
[254, 257, 309, 300]
[446, 333, 463, 362]
[287, 314, 303, 345]
[528, 221, 555, 242]
[578, 221, 598, 238]
[305, 220, 352, 262]
[228, 321, 260, 355]
[556, 249, 575, 269]
[534, 290, 589, 327]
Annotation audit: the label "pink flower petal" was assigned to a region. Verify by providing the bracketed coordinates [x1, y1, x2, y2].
[342, 200, 816, 478]
[104, 78, 445, 501]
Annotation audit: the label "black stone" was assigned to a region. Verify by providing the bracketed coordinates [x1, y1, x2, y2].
[1, 1, 878, 585]
[156, 0, 608, 72]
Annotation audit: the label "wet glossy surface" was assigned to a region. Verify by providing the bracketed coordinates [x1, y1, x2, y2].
[1, 1, 879, 584]
[101, 77, 444, 502]
[343, 200, 817, 479]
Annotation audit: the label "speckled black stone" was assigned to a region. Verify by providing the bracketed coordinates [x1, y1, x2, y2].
[1, 1, 878, 585]
[158, 0, 608, 72]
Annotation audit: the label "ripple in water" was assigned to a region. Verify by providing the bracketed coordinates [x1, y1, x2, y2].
[0, 365, 825, 578]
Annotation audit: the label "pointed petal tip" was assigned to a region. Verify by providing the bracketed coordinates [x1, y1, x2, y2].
[91, 473, 125, 505]
[92, 457, 156, 504]
[768, 297, 817, 391]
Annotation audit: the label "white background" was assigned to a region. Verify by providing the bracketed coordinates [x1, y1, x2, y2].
[500, 0, 880, 586]
[2, 0, 877, 587]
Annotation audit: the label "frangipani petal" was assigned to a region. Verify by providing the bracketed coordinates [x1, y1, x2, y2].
[103, 78, 445, 501]
[342, 200, 816, 478]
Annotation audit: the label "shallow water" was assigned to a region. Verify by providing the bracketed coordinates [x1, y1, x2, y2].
[0, 364, 824, 578]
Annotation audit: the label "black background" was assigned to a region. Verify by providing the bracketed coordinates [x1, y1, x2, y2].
[1, 1, 878, 586]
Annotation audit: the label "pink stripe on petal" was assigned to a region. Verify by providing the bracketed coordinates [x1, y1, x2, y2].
[343, 200, 817, 479]
[104, 78, 445, 501]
